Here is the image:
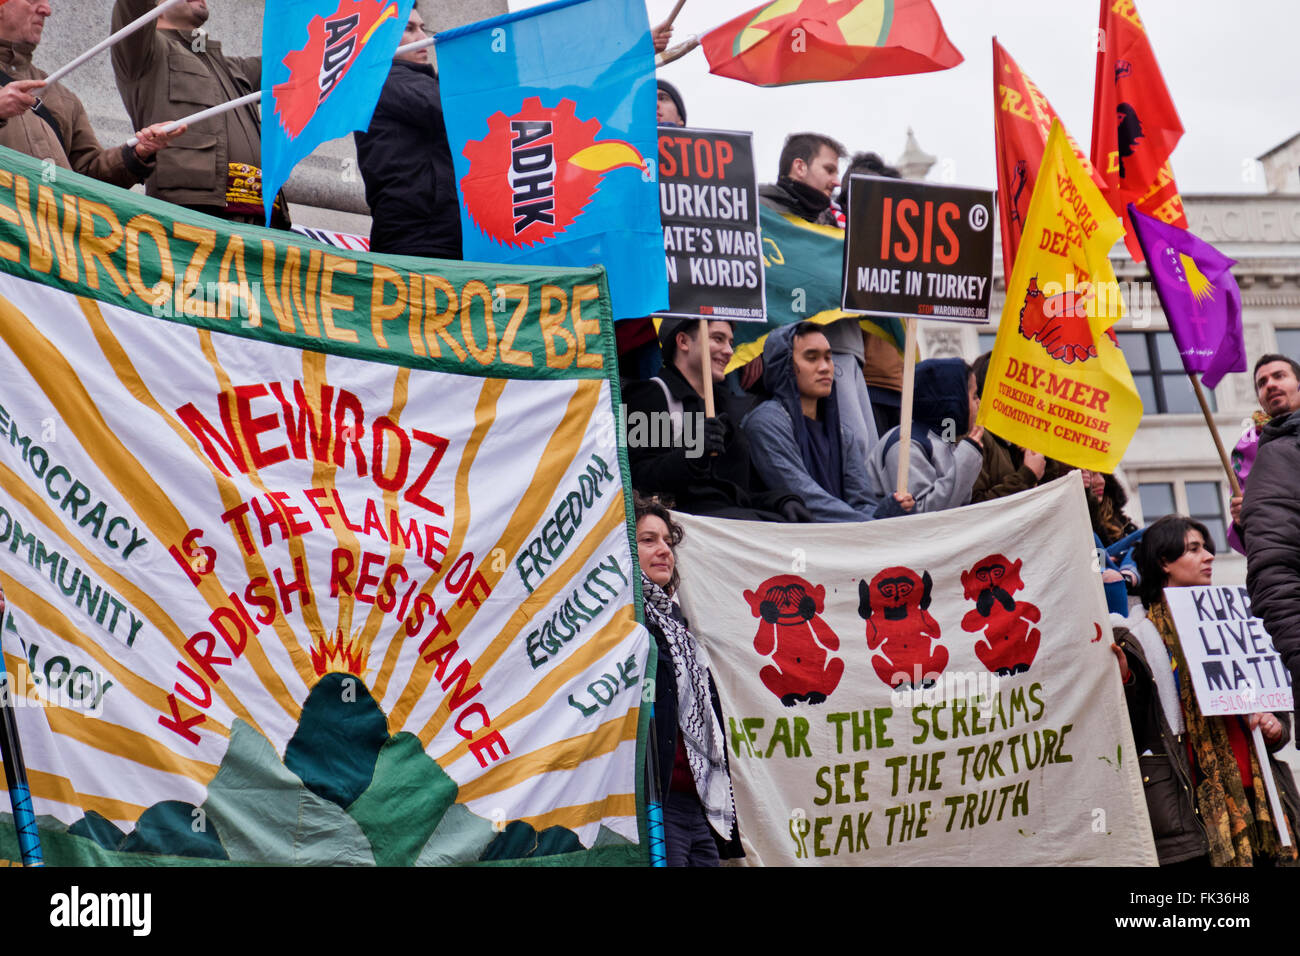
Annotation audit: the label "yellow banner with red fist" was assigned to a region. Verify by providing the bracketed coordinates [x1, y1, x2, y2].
[979, 120, 1142, 472]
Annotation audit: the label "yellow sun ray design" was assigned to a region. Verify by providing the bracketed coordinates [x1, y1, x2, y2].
[1179, 253, 1215, 306]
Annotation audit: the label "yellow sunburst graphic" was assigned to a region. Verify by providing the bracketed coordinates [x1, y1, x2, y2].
[1179, 253, 1215, 306]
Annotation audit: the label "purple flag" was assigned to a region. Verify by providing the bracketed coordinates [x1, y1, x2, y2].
[1128, 204, 1245, 389]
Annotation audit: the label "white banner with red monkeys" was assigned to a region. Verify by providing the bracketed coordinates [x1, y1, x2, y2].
[673, 475, 1156, 866]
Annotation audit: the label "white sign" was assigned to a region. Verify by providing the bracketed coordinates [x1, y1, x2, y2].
[1164, 586, 1293, 717]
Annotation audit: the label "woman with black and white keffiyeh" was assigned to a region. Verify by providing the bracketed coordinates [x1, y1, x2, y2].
[636, 494, 739, 866]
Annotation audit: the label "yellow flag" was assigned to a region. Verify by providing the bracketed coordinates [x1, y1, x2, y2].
[978, 119, 1142, 471]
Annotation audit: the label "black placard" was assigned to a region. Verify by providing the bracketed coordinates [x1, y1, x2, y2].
[841, 176, 995, 324]
[656, 127, 765, 321]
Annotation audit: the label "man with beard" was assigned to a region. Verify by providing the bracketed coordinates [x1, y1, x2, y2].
[1242, 353, 1300, 733]
[110, 0, 289, 225]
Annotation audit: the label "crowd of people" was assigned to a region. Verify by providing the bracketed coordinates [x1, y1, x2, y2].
[3, 0, 1300, 869]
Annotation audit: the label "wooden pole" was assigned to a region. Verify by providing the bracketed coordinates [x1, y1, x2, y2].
[656, 35, 700, 67]
[698, 319, 715, 418]
[895, 318, 918, 496]
[1190, 374, 1241, 495]
[664, 0, 688, 28]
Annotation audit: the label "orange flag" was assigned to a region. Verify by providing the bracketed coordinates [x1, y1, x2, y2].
[992, 38, 1104, 285]
[702, 0, 962, 87]
[1090, 0, 1187, 261]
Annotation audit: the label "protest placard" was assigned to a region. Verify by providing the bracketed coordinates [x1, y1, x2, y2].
[841, 176, 994, 323]
[1164, 586, 1293, 717]
[657, 128, 765, 321]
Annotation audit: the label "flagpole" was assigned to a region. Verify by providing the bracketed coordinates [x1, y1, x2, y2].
[895, 317, 918, 496]
[656, 36, 700, 67]
[126, 32, 441, 147]
[125, 91, 261, 147]
[664, 0, 688, 27]
[395, 36, 436, 56]
[1189, 373, 1241, 495]
[42, 0, 187, 88]
[0, 601, 44, 867]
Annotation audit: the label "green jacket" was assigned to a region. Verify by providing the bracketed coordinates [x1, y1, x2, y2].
[110, 0, 262, 210]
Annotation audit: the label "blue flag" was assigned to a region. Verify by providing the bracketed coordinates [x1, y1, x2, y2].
[436, 0, 667, 319]
[262, 0, 416, 224]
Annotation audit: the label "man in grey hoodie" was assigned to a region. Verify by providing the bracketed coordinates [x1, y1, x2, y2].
[743, 323, 912, 522]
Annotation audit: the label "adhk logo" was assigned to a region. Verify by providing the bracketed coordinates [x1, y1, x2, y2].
[461, 97, 648, 248]
[274, 0, 402, 140]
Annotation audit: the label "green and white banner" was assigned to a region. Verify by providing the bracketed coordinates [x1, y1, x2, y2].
[0, 147, 649, 866]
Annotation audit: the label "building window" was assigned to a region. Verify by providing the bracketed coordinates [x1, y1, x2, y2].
[977, 331, 998, 356]
[1138, 481, 1176, 522]
[1137, 478, 1228, 552]
[1186, 480, 1228, 552]
[1275, 328, 1300, 365]
[1117, 331, 1217, 415]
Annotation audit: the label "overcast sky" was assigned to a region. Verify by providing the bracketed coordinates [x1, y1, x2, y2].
[506, 0, 1298, 194]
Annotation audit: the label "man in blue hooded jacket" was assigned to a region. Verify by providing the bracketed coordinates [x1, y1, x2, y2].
[743, 323, 912, 522]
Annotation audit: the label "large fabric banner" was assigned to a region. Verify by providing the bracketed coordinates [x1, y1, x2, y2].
[0, 147, 648, 866]
[674, 476, 1156, 866]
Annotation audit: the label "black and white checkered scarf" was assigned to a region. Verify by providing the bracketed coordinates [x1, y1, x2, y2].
[642, 571, 735, 839]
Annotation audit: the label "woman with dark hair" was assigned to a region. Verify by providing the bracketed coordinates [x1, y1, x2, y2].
[1112, 514, 1300, 866]
[635, 494, 740, 866]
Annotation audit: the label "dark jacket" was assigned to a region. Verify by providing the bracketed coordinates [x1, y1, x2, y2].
[0, 41, 153, 188]
[758, 177, 839, 227]
[354, 61, 462, 259]
[111, 0, 264, 210]
[1114, 624, 1209, 865]
[647, 604, 742, 859]
[1116, 622, 1300, 865]
[972, 433, 1039, 503]
[622, 362, 797, 520]
[1244, 409, 1300, 722]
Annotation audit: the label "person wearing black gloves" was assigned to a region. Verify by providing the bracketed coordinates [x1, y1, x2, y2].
[622, 319, 811, 521]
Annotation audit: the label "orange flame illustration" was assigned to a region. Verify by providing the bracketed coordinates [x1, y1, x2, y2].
[310, 627, 371, 678]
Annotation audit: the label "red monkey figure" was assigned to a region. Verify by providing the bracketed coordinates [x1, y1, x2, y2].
[857, 567, 947, 689]
[743, 575, 844, 707]
[961, 554, 1042, 676]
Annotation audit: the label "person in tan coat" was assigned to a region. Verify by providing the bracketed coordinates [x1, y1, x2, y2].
[0, 1, 179, 187]
[110, 0, 287, 224]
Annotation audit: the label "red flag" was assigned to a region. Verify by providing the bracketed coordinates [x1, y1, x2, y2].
[701, 0, 962, 88]
[992, 38, 1104, 285]
[1091, 0, 1187, 261]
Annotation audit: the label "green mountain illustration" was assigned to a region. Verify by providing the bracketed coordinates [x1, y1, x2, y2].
[0, 672, 638, 866]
